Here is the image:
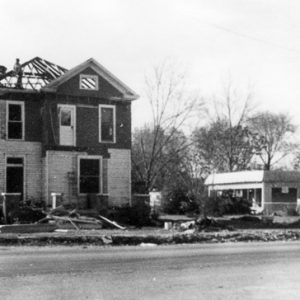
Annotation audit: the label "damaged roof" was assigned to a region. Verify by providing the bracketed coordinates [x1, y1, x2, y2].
[0, 57, 139, 100]
[0, 57, 67, 90]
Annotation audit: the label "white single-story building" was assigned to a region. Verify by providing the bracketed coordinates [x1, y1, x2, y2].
[205, 170, 300, 214]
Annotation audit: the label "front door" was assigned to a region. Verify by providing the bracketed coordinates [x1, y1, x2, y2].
[6, 157, 24, 197]
[59, 105, 76, 146]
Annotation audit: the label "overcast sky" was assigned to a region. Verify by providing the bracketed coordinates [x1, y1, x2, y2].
[1, 0, 300, 128]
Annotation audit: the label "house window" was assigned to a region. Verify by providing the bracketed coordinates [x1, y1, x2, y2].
[60, 109, 71, 126]
[7, 102, 24, 140]
[99, 105, 116, 143]
[78, 157, 102, 194]
[79, 74, 99, 90]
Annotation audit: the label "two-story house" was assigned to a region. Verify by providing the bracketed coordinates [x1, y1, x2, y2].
[0, 57, 138, 208]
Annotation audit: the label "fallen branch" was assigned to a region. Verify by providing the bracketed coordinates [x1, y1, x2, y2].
[51, 215, 102, 225]
[37, 214, 103, 231]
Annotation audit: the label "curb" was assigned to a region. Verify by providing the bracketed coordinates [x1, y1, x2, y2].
[1, 230, 300, 246]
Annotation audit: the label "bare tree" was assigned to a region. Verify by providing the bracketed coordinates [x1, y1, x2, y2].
[178, 146, 208, 212]
[193, 120, 255, 172]
[248, 112, 297, 170]
[206, 78, 255, 126]
[132, 60, 201, 192]
[193, 80, 256, 172]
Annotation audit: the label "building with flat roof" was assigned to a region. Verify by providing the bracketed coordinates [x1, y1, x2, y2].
[205, 170, 300, 214]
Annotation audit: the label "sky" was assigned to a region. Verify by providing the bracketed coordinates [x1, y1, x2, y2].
[1, 0, 300, 129]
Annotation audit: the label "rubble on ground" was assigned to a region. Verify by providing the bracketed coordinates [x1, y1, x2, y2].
[195, 217, 235, 231]
[37, 205, 126, 231]
[0, 205, 126, 233]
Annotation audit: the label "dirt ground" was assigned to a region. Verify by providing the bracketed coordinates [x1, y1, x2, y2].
[1, 214, 300, 246]
[214, 215, 300, 229]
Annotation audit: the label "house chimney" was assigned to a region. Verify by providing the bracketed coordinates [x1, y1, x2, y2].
[0, 65, 7, 75]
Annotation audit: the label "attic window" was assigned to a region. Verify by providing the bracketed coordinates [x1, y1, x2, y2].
[80, 74, 98, 90]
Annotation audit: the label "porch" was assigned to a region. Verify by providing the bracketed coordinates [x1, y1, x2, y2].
[205, 171, 300, 215]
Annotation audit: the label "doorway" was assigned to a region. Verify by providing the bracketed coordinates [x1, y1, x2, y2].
[58, 105, 76, 146]
[6, 157, 24, 198]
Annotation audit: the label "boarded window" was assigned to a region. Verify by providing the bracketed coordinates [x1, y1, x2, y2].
[100, 106, 115, 142]
[79, 158, 101, 194]
[8, 103, 23, 139]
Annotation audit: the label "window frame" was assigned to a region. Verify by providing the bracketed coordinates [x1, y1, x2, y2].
[5, 155, 25, 198]
[6, 101, 25, 141]
[99, 104, 116, 143]
[77, 155, 103, 195]
[79, 74, 99, 91]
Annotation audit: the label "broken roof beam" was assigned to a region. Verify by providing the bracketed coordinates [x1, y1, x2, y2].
[29, 62, 49, 77]
[0, 56, 68, 91]
[34, 57, 66, 79]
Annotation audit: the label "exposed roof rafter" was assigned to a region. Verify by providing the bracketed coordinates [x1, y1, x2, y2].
[0, 56, 139, 101]
[0, 57, 67, 91]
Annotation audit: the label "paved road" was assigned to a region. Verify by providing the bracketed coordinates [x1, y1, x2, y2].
[1, 242, 300, 299]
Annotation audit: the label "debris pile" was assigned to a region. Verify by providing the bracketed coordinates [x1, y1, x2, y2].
[0, 204, 126, 234]
[195, 217, 234, 232]
[11, 206, 46, 224]
[37, 206, 126, 231]
[178, 217, 235, 232]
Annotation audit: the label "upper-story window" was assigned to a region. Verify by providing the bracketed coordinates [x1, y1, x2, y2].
[7, 101, 24, 140]
[99, 105, 116, 143]
[79, 74, 99, 90]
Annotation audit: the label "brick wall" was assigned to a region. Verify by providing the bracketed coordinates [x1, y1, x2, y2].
[263, 183, 300, 215]
[45, 150, 112, 207]
[43, 97, 132, 153]
[0, 140, 42, 200]
[107, 148, 131, 206]
[264, 203, 297, 215]
[45, 150, 87, 205]
[0, 101, 5, 139]
[56, 67, 123, 98]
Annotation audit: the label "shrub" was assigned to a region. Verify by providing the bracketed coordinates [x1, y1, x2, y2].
[107, 202, 152, 227]
[205, 194, 251, 216]
[10, 207, 46, 224]
[162, 187, 199, 215]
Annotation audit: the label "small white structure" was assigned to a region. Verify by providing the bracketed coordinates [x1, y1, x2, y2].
[205, 170, 300, 214]
[149, 190, 162, 208]
[50, 192, 63, 209]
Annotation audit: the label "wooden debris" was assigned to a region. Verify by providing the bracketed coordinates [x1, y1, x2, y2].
[67, 217, 80, 230]
[36, 209, 104, 231]
[98, 215, 126, 230]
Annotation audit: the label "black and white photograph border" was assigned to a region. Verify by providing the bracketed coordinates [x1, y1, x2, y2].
[1, 1, 300, 299]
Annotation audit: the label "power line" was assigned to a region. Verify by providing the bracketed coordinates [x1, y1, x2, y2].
[208, 22, 300, 54]
[186, 12, 300, 55]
